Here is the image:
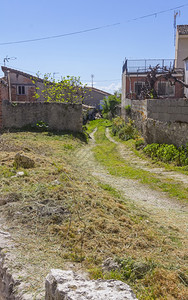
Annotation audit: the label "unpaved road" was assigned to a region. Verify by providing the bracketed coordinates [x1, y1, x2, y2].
[74, 129, 188, 235]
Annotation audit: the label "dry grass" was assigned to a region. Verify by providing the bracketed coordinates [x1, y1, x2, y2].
[0, 130, 187, 299]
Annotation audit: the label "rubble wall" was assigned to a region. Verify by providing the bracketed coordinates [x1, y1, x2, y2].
[2, 101, 83, 133]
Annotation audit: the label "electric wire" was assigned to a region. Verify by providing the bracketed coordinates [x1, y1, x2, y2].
[0, 3, 188, 46]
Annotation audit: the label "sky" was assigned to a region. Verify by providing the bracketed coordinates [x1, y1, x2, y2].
[0, 0, 188, 93]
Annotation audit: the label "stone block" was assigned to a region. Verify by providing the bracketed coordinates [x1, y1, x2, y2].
[45, 269, 137, 300]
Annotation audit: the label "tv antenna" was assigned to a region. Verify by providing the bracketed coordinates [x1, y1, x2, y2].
[174, 10, 180, 46]
[3, 55, 17, 66]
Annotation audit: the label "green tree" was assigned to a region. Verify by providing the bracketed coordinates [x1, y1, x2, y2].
[33, 74, 86, 103]
[102, 92, 121, 119]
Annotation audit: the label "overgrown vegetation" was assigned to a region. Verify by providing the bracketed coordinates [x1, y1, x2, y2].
[102, 93, 121, 119]
[0, 126, 187, 299]
[143, 143, 188, 166]
[112, 117, 138, 141]
[88, 120, 188, 202]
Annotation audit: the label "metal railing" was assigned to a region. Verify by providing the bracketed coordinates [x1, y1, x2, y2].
[122, 59, 175, 73]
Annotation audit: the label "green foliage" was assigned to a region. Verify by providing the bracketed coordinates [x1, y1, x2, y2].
[112, 117, 138, 141]
[102, 93, 121, 119]
[125, 104, 131, 115]
[115, 257, 156, 282]
[33, 74, 86, 103]
[143, 143, 188, 166]
[135, 137, 145, 150]
[35, 121, 49, 131]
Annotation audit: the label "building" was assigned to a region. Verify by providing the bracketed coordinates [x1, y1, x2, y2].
[175, 25, 188, 69]
[184, 57, 188, 98]
[83, 87, 111, 109]
[121, 59, 184, 102]
[1, 66, 44, 102]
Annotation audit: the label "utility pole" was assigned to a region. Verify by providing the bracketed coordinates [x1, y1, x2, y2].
[91, 74, 94, 88]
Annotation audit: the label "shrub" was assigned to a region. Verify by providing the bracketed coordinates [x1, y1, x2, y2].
[125, 105, 131, 116]
[143, 143, 188, 166]
[135, 137, 145, 150]
[112, 117, 138, 141]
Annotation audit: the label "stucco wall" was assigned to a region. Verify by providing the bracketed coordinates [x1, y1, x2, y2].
[2, 101, 83, 132]
[129, 98, 188, 146]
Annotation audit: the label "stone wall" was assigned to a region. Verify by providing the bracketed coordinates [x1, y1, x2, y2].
[2, 101, 83, 133]
[128, 98, 188, 146]
[45, 269, 137, 300]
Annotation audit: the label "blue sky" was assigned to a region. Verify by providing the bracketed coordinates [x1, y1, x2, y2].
[0, 0, 188, 93]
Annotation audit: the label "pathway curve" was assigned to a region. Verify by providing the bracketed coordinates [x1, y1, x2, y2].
[106, 128, 188, 186]
[73, 128, 188, 235]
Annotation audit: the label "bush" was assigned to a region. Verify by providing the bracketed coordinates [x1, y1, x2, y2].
[143, 143, 188, 166]
[112, 117, 138, 141]
[135, 137, 145, 150]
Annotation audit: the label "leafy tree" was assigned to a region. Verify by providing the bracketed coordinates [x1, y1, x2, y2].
[102, 93, 121, 119]
[33, 74, 86, 103]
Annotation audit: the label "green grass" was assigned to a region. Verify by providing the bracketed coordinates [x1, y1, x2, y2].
[0, 128, 187, 299]
[90, 121, 188, 203]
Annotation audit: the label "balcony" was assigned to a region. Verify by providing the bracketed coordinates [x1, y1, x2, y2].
[122, 59, 175, 74]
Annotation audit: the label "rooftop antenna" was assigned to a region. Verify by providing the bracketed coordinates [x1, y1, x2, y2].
[174, 10, 180, 46]
[3, 55, 17, 66]
[91, 74, 94, 88]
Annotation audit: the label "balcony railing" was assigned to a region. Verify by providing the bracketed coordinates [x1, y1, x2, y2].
[122, 59, 175, 73]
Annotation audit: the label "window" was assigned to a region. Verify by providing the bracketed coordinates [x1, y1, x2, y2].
[134, 82, 144, 95]
[157, 81, 175, 96]
[17, 85, 26, 95]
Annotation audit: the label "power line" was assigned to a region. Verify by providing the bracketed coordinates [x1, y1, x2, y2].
[0, 23, 120, 46]
[0, 3, 188, 46]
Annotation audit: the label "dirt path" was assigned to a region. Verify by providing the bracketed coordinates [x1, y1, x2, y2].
[106, 128, 188, 186]
[74, 129, 188, 234]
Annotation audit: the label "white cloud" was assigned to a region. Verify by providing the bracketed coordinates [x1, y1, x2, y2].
[85, 81, 121, 94]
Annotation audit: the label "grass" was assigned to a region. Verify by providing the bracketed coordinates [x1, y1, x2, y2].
[0, 128, 187, 299]
[89, 120, 188, 203]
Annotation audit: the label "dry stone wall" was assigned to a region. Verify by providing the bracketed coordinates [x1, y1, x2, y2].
[2, 101, 83, 133]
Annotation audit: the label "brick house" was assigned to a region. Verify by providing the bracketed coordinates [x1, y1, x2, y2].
[1, 66, 44, 103]
[122, 25, 188, 107]
[122, 59, 184, 102]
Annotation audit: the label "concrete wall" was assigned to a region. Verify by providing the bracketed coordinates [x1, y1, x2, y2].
[128, 98, 188, 146]
[2, 101, 83, 132]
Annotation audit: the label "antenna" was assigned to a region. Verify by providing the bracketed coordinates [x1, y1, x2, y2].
[174, 10, 180, 46]
[3, 55, 17, 66]
[91, 74, 94, 88]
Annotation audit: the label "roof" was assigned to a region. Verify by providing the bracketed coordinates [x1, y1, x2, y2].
[177, 25, 188, 35]
[1, 66, 44, 82]
[86, 86, 111, 96]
